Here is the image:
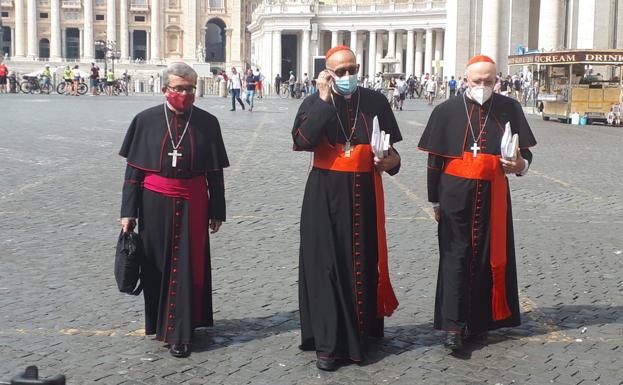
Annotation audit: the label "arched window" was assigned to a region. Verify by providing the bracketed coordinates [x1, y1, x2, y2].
[39, 38, 50, 59]
[205, 18, 226, 62]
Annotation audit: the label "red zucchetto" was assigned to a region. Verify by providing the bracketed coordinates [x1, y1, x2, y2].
[325, 45, 352, 59]
[466, 54, 496, 66]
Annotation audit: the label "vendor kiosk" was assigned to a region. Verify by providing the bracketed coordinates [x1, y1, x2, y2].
[508, 50, 623, 123]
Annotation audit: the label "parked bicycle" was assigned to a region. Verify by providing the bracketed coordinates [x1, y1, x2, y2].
[20, 76, 51, 94]
[56, 79, 88, 95]
[112, 80, 129, 96]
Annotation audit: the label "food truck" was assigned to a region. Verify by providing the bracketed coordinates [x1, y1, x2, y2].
[508, 50, 623, 124]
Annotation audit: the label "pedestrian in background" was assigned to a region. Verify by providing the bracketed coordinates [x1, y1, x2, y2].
[255, 67, 264, 98]
[275, 73, 281, 95]
[228, 67, 244, 111]
[106, 69, 115, 96]
[63, 65, 73, 96]
[90, 63, 99, 95]
[71, 65, 81, 96]
[288, 70, 296, 97]
[0, 62, 9, 94]
[244, 68, 258, 112]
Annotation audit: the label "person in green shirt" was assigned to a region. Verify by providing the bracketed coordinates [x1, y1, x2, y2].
[63, 66, 73, 95]
[41, 64, 52, 90]
[106, 69, 115, 96]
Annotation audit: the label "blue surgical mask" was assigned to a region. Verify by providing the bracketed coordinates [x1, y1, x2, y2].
[333, 74, 358, 95]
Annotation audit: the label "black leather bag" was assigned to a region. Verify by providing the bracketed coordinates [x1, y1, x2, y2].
[114, 231, 143, 295]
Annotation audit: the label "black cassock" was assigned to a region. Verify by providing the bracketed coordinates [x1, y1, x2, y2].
[292, 88, 402, 361]
[418, 93, 536, 335]
[119, 104, 229, 345]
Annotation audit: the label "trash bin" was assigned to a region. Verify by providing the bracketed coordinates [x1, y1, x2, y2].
[579, 115, 588, 125]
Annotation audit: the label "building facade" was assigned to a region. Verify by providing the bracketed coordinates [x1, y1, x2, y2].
[248, 0, 623, 84]
[0, 0, 251, 70]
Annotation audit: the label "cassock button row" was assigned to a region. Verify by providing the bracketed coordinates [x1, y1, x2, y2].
[357, 300, 363, 305]
[172, 268, 177, 273]
[357, 291, 363, 295]
[171, 280, 177, 285]
[356, 272, 362, 276]
[355, 223, 360, 227]
[355, 242, 360, 247]
[356, 261, 361, 266]
[355, 232, 360, 237]
[355, 203, 360, 208]
[355, 213, 360, 217]
[167, 326, 173, 331]
[355, 193, 360, 198]
[357, 281, 363, 285]
[168, 314, 174, 319]
[355, 252, 361, 256]
[169, 303, 175, 307]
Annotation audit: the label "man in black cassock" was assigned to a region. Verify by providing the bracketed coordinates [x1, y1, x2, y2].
[119, 62, 229, 358]
[418, 55, 537, 351]
[292, 46, 402, 371]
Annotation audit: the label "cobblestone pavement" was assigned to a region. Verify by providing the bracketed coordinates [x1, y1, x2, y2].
[0, 93, 622, 385]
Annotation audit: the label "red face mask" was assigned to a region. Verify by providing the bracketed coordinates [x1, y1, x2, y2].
[167, 92, 195, 112]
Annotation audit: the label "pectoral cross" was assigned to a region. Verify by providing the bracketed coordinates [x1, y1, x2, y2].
[343, 141, 352, 158]
[470, 142, 481, 158]
[168, 149, 182, 167]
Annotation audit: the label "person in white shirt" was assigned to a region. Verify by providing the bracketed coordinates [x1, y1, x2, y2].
[228, 67, 245, 111]
[426, 75, 437, 105]
[72, 65, 81, 96]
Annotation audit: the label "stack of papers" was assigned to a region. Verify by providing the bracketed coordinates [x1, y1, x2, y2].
[500, 122, 519, 160]
[371, 116, 391, 158]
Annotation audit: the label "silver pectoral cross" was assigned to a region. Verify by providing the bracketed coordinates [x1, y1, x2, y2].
[168, 149, 182, 167]
[470, 142, 481, 158]
[344, 141, 352, 158]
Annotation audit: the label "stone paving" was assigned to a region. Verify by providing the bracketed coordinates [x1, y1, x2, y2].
[0, 92, 622, 385]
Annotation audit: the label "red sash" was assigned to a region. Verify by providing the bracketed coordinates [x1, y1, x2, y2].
[313, 141, 398, 318]
[444, 152, 512, 321]
[143, 173, 209, 324]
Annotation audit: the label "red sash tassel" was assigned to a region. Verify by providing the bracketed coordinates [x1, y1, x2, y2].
[444, 152, 512, 321]
[313, 141, 398, 318]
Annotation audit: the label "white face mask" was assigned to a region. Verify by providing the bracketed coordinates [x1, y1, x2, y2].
[468, 85, 493, 105]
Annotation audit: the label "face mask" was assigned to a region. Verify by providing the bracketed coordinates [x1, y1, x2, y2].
[467, 85, 493, 105]
[333, 74, 358, 95]
[167, 92, 195, 112]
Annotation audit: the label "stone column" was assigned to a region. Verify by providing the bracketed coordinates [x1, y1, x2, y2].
[443, 0, 458, 78]
[150, 0, 161, 61]
[376, 31, 383, 73]
[183, 0, 197, 61]
[538, 0, 562, 50]
[50, 0, 62, 60]
[406, 30, 415, 76]
[356, 32, 364, 77]
[146, 31, 151, 61]
[119, 0, 129, 60]
[367, 30, 377, 76]
[480, 0, 499, 61]
[395, 31, 403, 73]
[225, 28, 233, 65]
[434, 29, 443, 75]
[273, 30, 282, 79]
[415, 30, 423, 76]
[387, 29, 395, 58]
[576, 0, 595, 49]
[14, 0, 25, 58]
[331, 30, 338, 47]
[83, 0, 95, 60]
[424, 28, 433, 75]
[107, 0, 116, 42]
[301, 29, 310, 78]
[350, 30, 357, 52]
[26, 0, 37, 58]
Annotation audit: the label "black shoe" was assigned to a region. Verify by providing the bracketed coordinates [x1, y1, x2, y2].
[443, 332, 463, 351]
[169, 343, 191, 358]
[229, 108, 235, 111]
[316, 353, 337, 371]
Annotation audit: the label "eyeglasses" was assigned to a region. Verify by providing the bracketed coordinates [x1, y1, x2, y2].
[167, 85, 197, 94]
[328, 64, 359, 77]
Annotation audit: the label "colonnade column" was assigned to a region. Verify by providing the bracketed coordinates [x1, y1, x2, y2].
[375, 32, 383, 73]
[50, 0, 61, 60]
[26, 0, 37, 58]
[83, 0, 94, 60]
[395, 31, 403, 73]
[386, 30, 395, 58]
[538, 0, 562, 50]
[150, 0, 161, 61]
[414, 30, 423, 76]
[331, 30, 338, 48]
[355, 33, 364, 77]
[424, 28, 433, 75]
[406, 30, 415, 77]
[434, 29, 443, 75]
[14, 0, 24, 57]
[107, 0, 116, 42]
[273, 30, 282, 79]
[367, 30, 377, 76]
[480, 0, 499, 61]
[301, 29, 310, 78]
[119, 0, 129, 60]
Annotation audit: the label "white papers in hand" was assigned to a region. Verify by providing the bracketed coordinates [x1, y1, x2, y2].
[501, 122, 519, 160]
[371, 116, 390, 158]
